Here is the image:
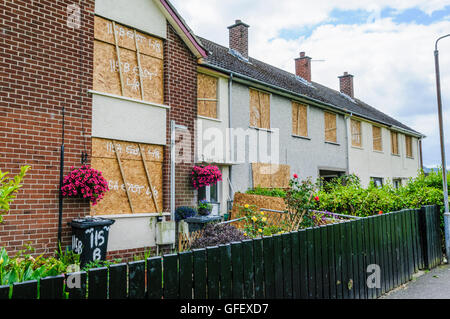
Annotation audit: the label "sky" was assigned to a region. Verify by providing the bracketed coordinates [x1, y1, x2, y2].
[172, 0, 450, 168]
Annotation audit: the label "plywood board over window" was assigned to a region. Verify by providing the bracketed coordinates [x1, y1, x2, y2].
[250, 89, 270, 129]
[351, 119, 362, 147]
[324, 112, 337, 143]
[405, 135, 413, 158]
[197, 73, 218, 119]
[90, 137, 164, 215]
[292, 102, 308, 137]
[391, 131, 399, 155]
[252, 163, 290, 188]
[93, 16, 164, 104]
[372, 126, 383, 151]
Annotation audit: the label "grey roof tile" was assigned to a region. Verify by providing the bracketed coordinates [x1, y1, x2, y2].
[198, 36, 421, 136]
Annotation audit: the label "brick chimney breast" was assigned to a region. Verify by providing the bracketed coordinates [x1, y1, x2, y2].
[228, 19, 250, 59]
[338, 72, 354, 98]
[295, 51, 312, 82]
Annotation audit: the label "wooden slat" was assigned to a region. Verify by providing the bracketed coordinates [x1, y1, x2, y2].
[242, 240, 255, 299]
[231, 242, 243, 299]
[350, 220, 359, 299]
[290, 231, 301, 299]
[193, 248, 207, 299]
[334, 223, 343, 299]
[0, 285, 10, 299]
[219, 244, 232, 299]
[134, 29, 145, 100]
[356, 219, 365, 299]
[113, 140, 135, 214]
[298, 230, 308, 299]
[313, 226, 323, 299]
[147, 257, 163, 299]
[39, 275, 65, 299]
[128, 260, 145, 299]
[88, 267, 108, 299]
[327, 225, 337, 299]
[206, 247, 220, 299]
[163, 254, 179, 299]
[374, 215, 382, 298]
[273, 234, 284, 298]
[306, 228, 316, 299]
[112, 21, 125, 96]
[367, 217, 376, 299]
[65, 271, 87, 299]
[179, 251, 193, 299]
[109, 263, 127, 299]
[12, 280, 38, 299]
[281, 233, 293, 299]
[320, 226, 330, 299]
[253, 238, 265, 299]
[139, 143, 160, 212]
[262, 236, 275, 299]
[385, 214, 394, 293]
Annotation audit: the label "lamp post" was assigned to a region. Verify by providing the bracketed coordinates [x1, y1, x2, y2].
[434, 34, 450, 262]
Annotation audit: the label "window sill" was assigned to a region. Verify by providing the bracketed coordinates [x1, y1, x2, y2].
[292, 134, 311, 140]
[92, 212, 170, 219]
[351, 145, 363, 150]
[249, 126, 274, 133]
[198, 115, 222, 123]
[406, 156, 414, 159]
[325, 141, 340, 146]
[373, 150, 384, 154]
[89, 90, 170, 110]
[391, 153, 401, 157]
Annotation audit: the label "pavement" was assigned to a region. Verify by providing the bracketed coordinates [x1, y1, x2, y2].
[380, 264, 450, 299]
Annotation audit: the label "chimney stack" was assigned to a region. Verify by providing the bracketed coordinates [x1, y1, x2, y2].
[228, 20, 250, 59]
[295, 52, 312, 82]
[339, 72, 354, 98]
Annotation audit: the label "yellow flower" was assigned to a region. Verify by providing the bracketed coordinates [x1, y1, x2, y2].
[260, 211, 264, 216]
[244, 204, 249, 209]
[244, 232, 247, 236]
[258, 228, 263, 233]
[0, 257, 3, 265]
[262, 217, 267, 222]
[251, 216, 257, 222]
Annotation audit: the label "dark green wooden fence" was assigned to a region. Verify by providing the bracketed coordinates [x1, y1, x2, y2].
[0, 205, 443, 299]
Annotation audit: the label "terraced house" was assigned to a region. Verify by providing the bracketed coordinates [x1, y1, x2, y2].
[0, 0, 424, 260]
[196, 19, 424, 206]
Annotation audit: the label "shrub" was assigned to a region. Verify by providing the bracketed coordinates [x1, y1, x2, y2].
[175, 206, 197, 221]
[239, 204, 287, 237]
[0, 165, 30, 223]
[190, 223, 247, 249]
[246, 187, 286, 198]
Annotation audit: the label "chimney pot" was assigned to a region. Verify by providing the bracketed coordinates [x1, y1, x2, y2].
[338, 72, 354, 98]
[295, 51, 312, 82]
[228, 20, 250, 59]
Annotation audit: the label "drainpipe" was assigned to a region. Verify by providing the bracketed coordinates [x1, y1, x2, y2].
[344, 113, 352, 175]
[228, 73, 234, 200]
[170, 120, 188, 221]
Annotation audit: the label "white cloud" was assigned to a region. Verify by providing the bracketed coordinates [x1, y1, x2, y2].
[172, 0, 450, 167]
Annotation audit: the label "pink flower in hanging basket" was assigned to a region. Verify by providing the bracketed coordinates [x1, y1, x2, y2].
[61, 165, 109, 205]
[190, 165, 222, 190]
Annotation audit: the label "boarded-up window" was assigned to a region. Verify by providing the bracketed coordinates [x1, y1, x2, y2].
[93, 16, 164, 104]
[372, 126, 382, 151]
[91, 138, 163, 215]
[292, 102, 308, 137]
[324, 112, 337, 143]
[406, 135, 413, 158]
[351, 119, 362, 147]
[250, 89, 270, 129]
[197, 73, 218, 118]
[251, 163, 290, 188]
[391, 131, 399, 155]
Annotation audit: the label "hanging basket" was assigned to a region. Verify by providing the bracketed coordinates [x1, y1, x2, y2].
[190, 165, 222, 190]
[61, 165, 109, 206]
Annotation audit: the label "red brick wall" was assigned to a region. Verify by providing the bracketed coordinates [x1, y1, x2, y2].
[0, 1, 95, 256]
[295, 52, 311, 82]
[162, 23, 198, 212]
